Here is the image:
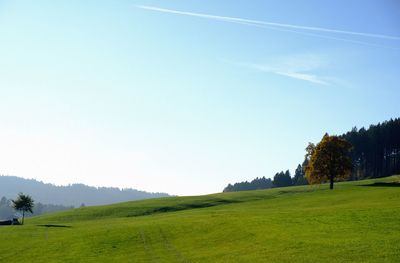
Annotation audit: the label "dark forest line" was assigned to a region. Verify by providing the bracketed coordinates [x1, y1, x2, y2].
[224, 118, 400, 192]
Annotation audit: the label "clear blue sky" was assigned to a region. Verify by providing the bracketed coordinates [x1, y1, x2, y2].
[0, 0, 399, 195]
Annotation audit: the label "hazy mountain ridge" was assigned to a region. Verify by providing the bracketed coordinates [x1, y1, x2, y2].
[0, 176, 169, 207]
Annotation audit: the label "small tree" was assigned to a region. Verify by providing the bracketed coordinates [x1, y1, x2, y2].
[12, 193, 34, 225]
[305, 135, 352, 190]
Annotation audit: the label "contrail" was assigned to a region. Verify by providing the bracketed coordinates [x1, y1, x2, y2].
[222, 59, 330, 86]
[138, 5, 400, 41]
[240, 21, 400, 50]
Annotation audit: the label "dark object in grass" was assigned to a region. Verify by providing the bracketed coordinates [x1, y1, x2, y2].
[37, 224, 71, 228]
[363, 182, 400, 187]
[0, 218, 20, 226]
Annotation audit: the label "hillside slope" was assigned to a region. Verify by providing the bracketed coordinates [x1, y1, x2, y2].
[0, 176, 399, 262]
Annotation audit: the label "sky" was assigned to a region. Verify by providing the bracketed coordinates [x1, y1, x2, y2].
[0, 0, 399, 196]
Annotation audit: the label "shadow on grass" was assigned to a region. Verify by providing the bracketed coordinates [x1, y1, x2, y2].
[361, 182, 400, 187]
[277, 189, 315, 195]
[126, 189, 317, 218]
[128, 199, 241, 217]
[37, 224, 72, 228]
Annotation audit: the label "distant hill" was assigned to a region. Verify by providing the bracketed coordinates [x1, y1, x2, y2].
[0, 176, 169, 207]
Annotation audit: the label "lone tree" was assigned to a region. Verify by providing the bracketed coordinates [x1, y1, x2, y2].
[12, 193, 34, 225]
[305, 134, 352, 190]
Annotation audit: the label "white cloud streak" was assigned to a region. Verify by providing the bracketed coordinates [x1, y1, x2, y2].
[224, 55, 331, 86]
[138, 5, 400, 41]
[273, 71, 328, 85]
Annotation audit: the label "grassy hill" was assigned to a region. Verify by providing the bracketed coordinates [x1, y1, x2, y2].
[0, 176, 399, 262]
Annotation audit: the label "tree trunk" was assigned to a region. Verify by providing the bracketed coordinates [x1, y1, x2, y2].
[22, 211, 25, 225]
[330, 175, 334, 190]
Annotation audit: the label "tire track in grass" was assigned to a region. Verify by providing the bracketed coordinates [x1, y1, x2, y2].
[159, 228, 191, 263]
[139, 228, 160, 263]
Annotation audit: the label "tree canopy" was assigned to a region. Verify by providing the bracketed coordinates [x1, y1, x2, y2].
[292, 164, 308, 186]
[341, 118, 400, 179]
[12, 193, 34, 224]
[305, 135, 352, 189]
[223, 177, 273, 192]
[272, 170, 292, 188]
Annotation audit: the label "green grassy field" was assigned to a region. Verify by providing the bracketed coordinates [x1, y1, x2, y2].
[0, 176, 399, 262]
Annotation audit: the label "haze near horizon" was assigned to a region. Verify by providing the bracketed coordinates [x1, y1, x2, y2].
[0, 0, 399, 195]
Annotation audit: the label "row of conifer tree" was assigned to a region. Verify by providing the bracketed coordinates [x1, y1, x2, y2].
[223, 118, 400, 192]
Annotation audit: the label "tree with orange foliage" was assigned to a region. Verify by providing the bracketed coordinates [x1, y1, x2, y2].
[305, 134, 352, 190]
